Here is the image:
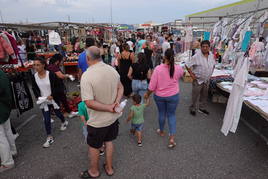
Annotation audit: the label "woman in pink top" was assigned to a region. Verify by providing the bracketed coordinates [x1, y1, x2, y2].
[144, 49, 184, 148]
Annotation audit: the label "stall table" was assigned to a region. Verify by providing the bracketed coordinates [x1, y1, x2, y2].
[64, 62, 79, 78]
[216, 82, 268, 144]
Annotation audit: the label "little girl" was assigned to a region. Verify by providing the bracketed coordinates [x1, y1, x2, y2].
[127, 94, 149, 147]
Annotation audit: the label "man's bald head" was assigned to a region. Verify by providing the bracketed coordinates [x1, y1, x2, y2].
[86, 46, 101, 61]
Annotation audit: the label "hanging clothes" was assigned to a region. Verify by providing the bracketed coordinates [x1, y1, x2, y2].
[249, 40, 265, 68]
[4, 32, 19, 64]
[264, 43, 268, 70]
[222, 40, 234, 63]
[241, 31, 252, 52]
[10, 73, 33, 114]
[185, 26, 193, 43]
[0, 34, 14, 62]
[49, 30, 62, 46]
[221, 57, 250, 136]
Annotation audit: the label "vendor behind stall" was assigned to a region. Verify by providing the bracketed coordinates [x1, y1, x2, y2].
[78, 37, 95, 78]
[186, 40, 215, 116]
[47, 54, 77, 118]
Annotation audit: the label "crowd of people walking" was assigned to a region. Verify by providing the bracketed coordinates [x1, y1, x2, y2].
[0, 31, 216, 178]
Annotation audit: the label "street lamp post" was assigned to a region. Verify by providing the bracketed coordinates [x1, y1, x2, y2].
[110, 0, 114, 40]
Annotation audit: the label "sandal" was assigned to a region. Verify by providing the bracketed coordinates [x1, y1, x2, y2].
[79, 170, 100, 178]
[156, 129, 165, 137]
[168, 142, 177, 149]
[103, 164, 114, 176]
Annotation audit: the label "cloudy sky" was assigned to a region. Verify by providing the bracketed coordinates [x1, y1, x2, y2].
[0, 0, 239, 24]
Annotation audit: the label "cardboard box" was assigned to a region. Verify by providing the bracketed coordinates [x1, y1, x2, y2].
[212, 94, 228, 104]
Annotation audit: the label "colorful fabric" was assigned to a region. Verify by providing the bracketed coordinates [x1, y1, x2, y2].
[241, 31, 252, 52]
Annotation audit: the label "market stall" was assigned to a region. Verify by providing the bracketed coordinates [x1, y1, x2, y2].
[204, 8, 268, 141]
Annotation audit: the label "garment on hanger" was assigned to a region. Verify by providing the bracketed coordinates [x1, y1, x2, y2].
[222, 40, 234, 63]
[49, 30, 62, 45]
[249, 40, 265, 68]
[10, 73, 33, 114]
[0, 33, 15, 63]
[185, 26, 193, 43]
[221, 57, 250, 136]
[241, 31, 252, 52]
[4, 31, 19, 64]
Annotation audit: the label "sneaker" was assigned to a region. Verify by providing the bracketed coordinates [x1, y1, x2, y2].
[190, 110, 196, 116]
[60, 121, 69, 131]
[138, 142, 142, 147]
[0, 164, 14, 173]
[68, 112, 78, 118]
[198, 109, 210, 115]
[99, 150, 105, 156]
[43, 137, 54, 148]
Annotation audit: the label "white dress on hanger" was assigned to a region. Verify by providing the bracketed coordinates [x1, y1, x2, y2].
[221, 57, 250, 136]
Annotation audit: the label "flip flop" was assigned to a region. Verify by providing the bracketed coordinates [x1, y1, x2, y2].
[103, 164, 114, 176]
[79, 170, 100, 178]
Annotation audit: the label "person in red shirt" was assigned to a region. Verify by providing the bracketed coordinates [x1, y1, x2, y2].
[47, 54, 77, 118]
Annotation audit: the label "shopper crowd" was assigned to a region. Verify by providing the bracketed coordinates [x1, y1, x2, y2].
[0, 31, 216, 178]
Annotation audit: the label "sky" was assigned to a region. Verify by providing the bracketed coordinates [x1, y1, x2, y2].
[0, 0, 240, 24]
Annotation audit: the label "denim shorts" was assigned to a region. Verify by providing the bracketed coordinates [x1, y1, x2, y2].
[132, 80, 148, 92]
[131, 123, 144, 131]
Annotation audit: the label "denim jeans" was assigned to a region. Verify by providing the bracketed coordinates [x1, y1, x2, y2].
[132, 79, 148, 103]
[154, 93, 179, 135]
[42, 105, 65, 135]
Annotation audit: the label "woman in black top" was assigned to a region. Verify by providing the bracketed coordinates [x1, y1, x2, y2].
[128, 53, 151, 102]
[47, 54, 74, 117]
[143, 40, 154, 69]
[118, 44, 135, 97]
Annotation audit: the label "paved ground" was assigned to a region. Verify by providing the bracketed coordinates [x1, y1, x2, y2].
[1, 80, 268, 179]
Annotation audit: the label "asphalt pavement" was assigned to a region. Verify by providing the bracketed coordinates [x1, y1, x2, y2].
[1, 80, 268, 179]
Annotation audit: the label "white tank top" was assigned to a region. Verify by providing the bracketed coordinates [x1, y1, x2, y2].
[35, 71, 51, 97]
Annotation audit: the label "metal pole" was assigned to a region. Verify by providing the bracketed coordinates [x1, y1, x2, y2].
[110, 0, 113, 40]
[0, 10, 4, 23]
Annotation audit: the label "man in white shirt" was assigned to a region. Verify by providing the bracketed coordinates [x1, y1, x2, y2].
[186, 40, 215, 116]
[162, 36, 171, 56]
[126, 39, 134, 52]
[80, 46, 124, 178]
